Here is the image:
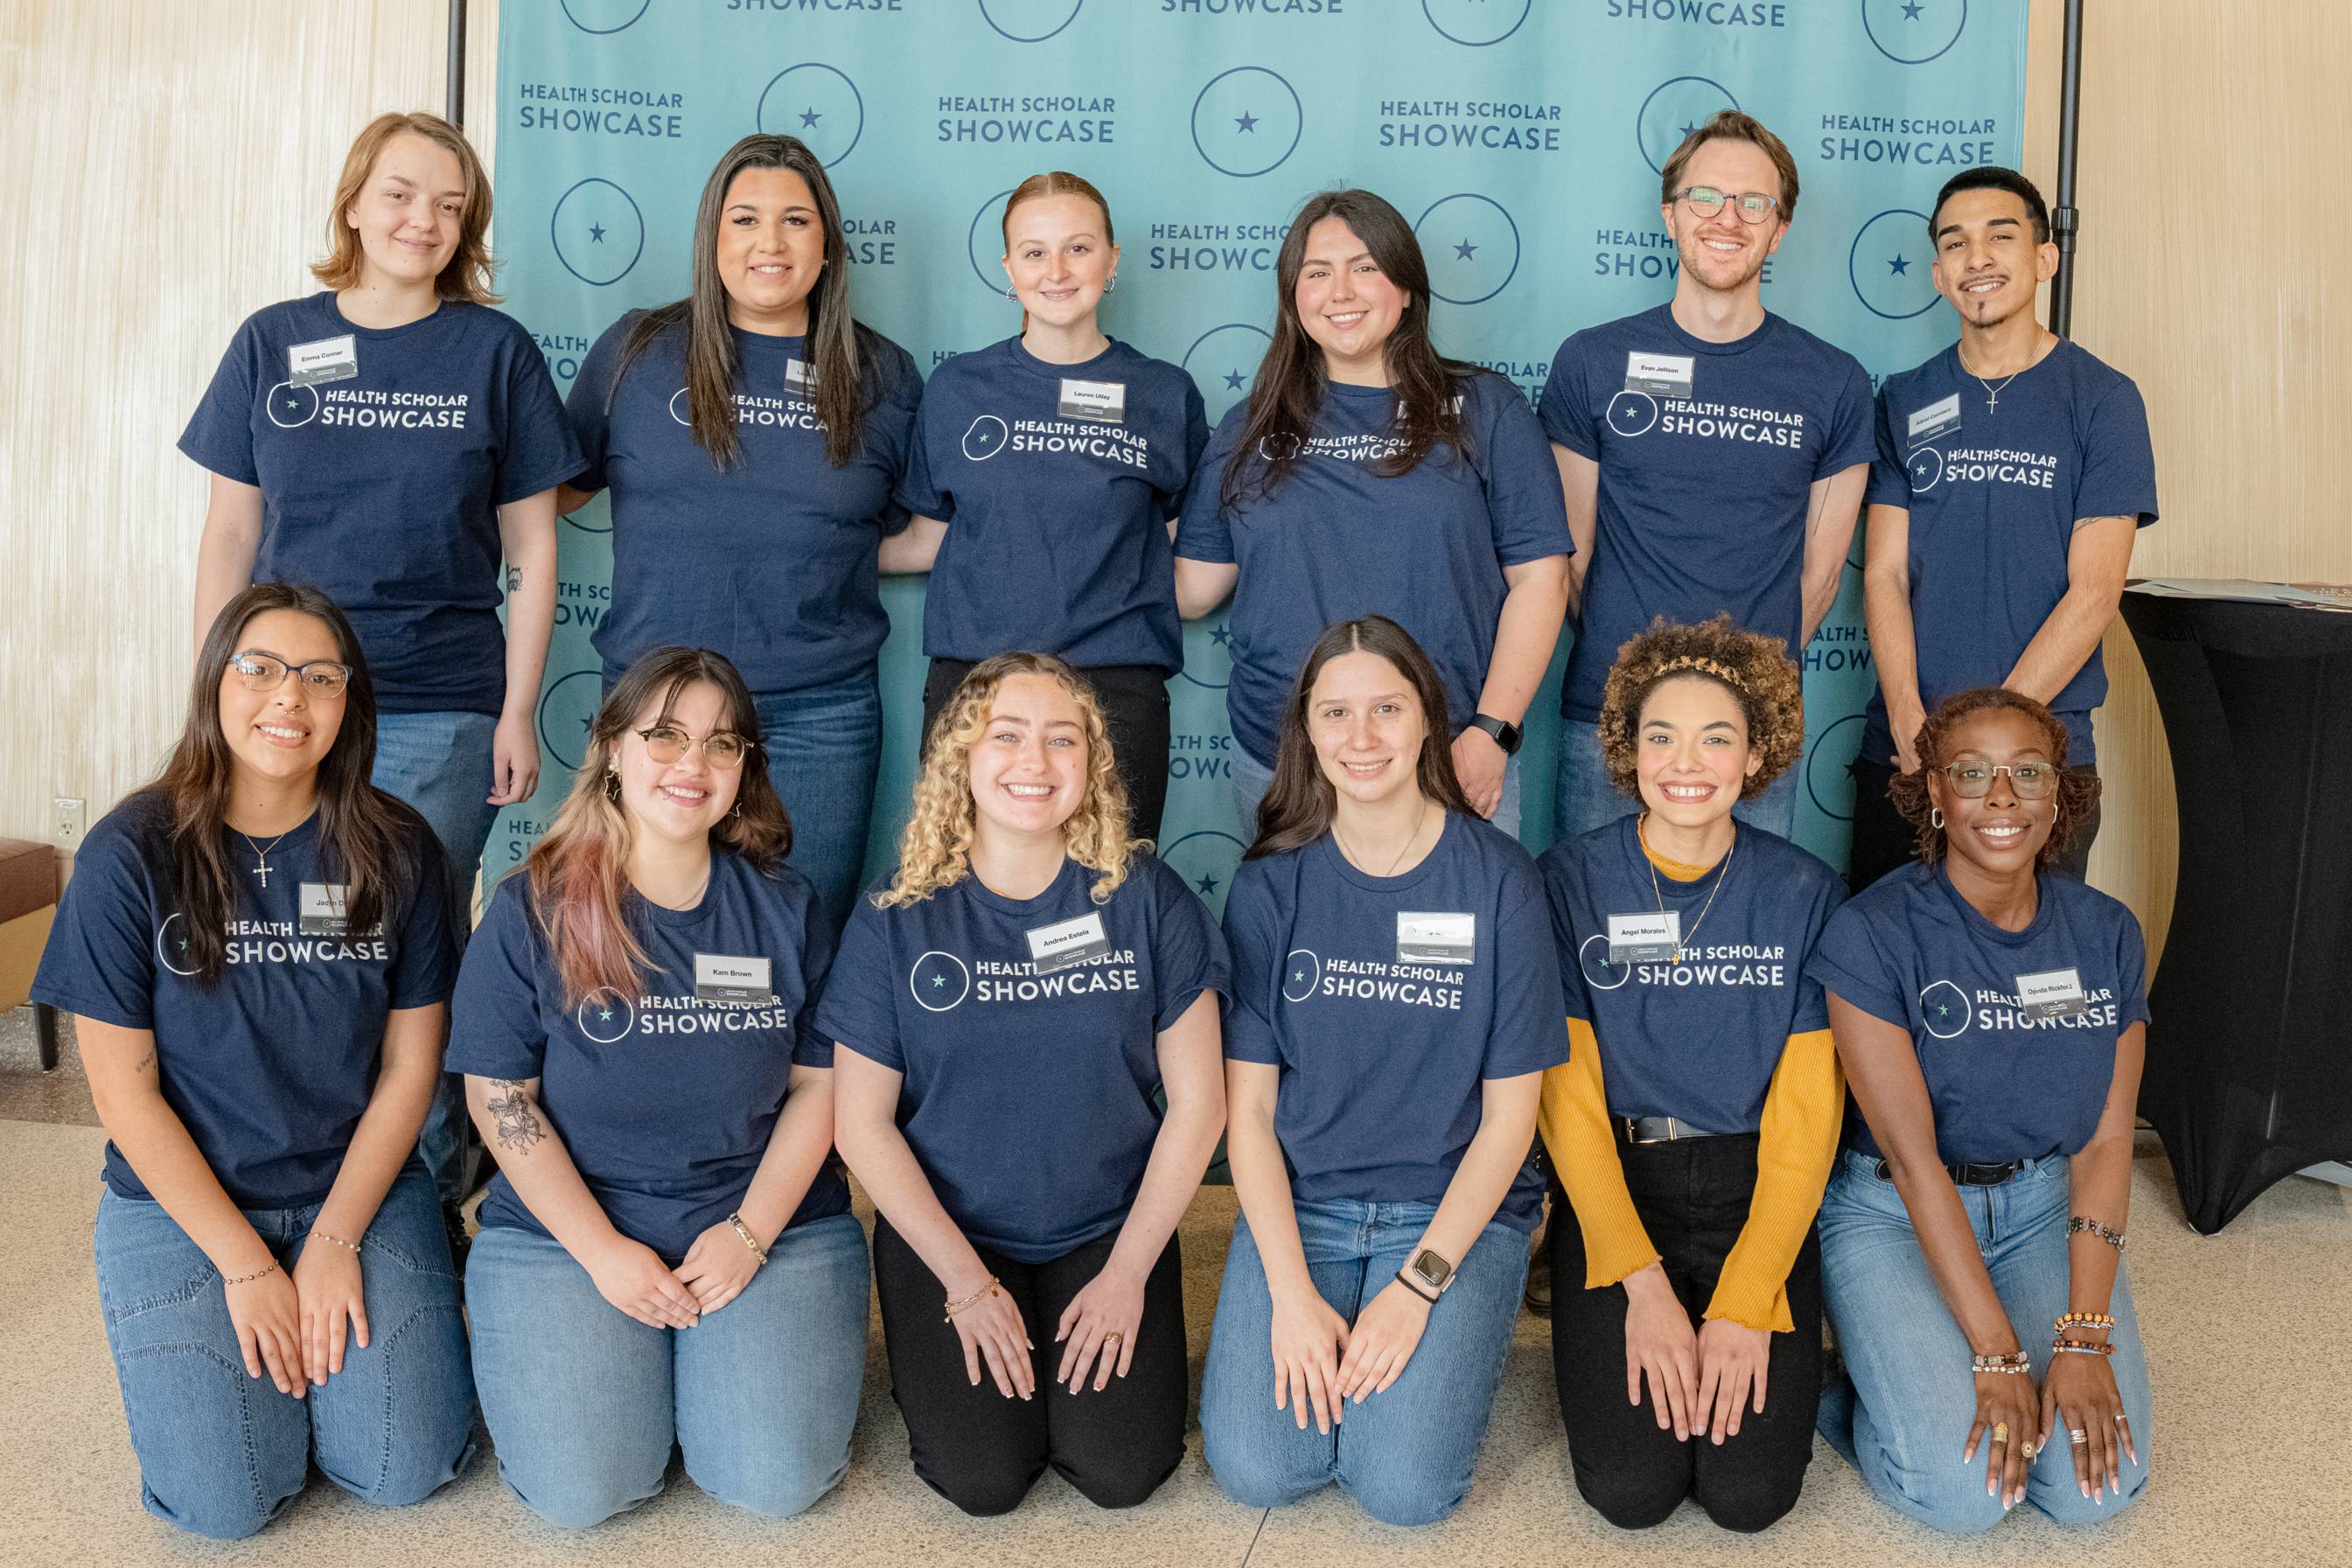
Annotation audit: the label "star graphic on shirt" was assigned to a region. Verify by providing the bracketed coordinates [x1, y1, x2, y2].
[1902, 1, 1924, 18]
[1223, 368, 1246, 391]
[1930, 999, 1954, 1023]
[1209, 622, 1231, 647]
[1454, 239, 1478, 261]
[280, 393, 303, 415]
[589, 222, 606, 243]
[1234, 110, 1259, 134]
[177, 936, 190, 953]
[598, 1007, 615, 1022]
[1194, 873, 1220, 896]
[1888, 254, 1911, 276]
[1292, 966, 1308, 985]
[800, 107, 821, 129]
[931, 973, 946, 988]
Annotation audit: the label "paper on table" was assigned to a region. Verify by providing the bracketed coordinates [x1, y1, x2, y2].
[2128, 577, 2352, 610]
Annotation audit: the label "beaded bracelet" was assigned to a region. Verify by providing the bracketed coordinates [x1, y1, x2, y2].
[2055, 1311, 2115, 1335]
[2068, 1216, 2125, 1251]
[309, 1229, 361, 1254]
[943, 1277, 1002, 1325]
[2053, 1336, 2117, 1358]
[1971, 1350, 2032, 1376]
[223, 1262, 281, 1286]
[726, 1213, 769, 1266]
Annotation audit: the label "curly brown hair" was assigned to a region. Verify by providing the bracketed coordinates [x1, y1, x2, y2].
[1886, 687, 2100, 869]
[1596, 615, 1804, 802]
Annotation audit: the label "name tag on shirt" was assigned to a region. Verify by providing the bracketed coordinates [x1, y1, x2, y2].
[694, 953, 775, 1005]
[1057, 378, 1127, 423]
[1607, 910, 1680, 965]
[288, 335, 358, 387]
[2015, 966, 2088, 1021]
[298, 882, 354, 937]
[1025, 910, 1111, 973]
[1397, 912, 1476, 965]
[1907, 391, 1963, 448]
[785, 359, 819, 394]
[1623, 352, 1694, 399]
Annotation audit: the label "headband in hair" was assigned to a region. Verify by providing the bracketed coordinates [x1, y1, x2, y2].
[1648, 654, 1747, 693]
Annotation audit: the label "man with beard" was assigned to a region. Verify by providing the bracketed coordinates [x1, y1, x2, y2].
[1541, 112, 1874, 841]
[1846, 168, 2156, 891]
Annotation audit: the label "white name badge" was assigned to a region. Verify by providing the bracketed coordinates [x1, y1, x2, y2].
[298, 882, 354, 937]
[2014, 966, 2088, 1021]
[1623, 351, 1694, 399]
[1607, 910, 1681, 965]
[1057, 377, 1127, 423]
[1397, 911, 1476, 965]
[288, 334, 358, 387]
[785, 358, 819, 393]
[1025, 910, 1111, 973]
[1907, 391, 1963, 447]
[694, 953, 775, 1005]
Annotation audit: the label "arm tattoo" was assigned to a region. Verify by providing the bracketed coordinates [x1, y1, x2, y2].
[485, 1080, 545, 1153]
[132, 1049, 156, 1074]
[505, 566, 524, 595]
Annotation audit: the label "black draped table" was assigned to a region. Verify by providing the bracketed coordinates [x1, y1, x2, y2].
[2120, 582, 2352, 1232]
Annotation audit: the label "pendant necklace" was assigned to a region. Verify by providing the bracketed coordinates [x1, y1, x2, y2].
[1956, 330, 2050, 415]
[1335, 800, 1429, 879]
[1643, 817, 1735, 965]
[238, 830, 294, 889]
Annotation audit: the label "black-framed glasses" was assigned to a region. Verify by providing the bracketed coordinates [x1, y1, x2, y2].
[1674, 186, 1782, 225]
[637, 725, 755, 770]
[228, 651, 351, 698]
[1937, 759, 2057, 799]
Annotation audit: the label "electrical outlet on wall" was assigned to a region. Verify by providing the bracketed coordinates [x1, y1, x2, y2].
[52, 797, 87, 847]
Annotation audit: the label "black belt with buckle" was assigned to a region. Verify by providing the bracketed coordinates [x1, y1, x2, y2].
[1621, 1115, 1728, 1146]
[1877, 1157, 2025, 1186]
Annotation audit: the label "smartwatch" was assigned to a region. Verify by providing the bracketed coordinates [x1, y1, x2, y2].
[1405, 1249, 1455, 1300]
[1467, 714, 1523, 756]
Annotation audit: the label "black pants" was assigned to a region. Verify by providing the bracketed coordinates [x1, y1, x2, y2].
[872, 1216, 1188, 1516]
[1846, 756, 2102, 896]
[1548, 1135, 1822, 1534]
[921, 658, 1174, 842]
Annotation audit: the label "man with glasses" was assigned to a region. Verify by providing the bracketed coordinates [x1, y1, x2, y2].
[1846, 167, 2157, 891]
[1541, 110, 1874, 841]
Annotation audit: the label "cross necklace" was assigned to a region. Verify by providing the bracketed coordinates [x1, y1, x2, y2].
[238, 830, 295, 888]
[1956, 330, 2053, 415]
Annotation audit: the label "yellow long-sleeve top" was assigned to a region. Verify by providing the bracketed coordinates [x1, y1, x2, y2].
[1534, 819, 1846, 1334]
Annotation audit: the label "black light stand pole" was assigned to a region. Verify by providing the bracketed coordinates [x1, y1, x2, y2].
[446, 0, 469, 129]
[2049, 0, 2084, 338]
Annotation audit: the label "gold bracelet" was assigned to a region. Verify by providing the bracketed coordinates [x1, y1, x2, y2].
[944, 1277, 1002, 1324]
[223, 1262, 281, 1286]
[726, 1213, 769, 1265]
[309, 1229, 361, 1253]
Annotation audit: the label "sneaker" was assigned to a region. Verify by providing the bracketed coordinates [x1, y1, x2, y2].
[1523, 1223, 1553, 1317]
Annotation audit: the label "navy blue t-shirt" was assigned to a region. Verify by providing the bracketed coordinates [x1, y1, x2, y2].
[1861, 340, 2159, 766]
[178, 293, 582, 716]
[567, 314, 922, 694]
[1806, 861, 2149, 1166]
[1541, 305, 1874, 722]
[446, 851, 845, 1263]
[1175, 371, 1572, 767]
[1222, 813, 1568, 1230]
[900, 336, 1208, 673]
[32, 796, 458, 1209]
[1541, 817, 1842, 1132]
[813, 854, 1227, 1263]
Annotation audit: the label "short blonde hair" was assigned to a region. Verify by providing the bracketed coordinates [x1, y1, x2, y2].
[311, 113, 499, 303]
[876, 653, 1143, 908]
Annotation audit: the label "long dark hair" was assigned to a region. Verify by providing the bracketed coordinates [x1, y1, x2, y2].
[1220, 188, 1474, 512]
[611, 135, 872, 468]
[522, 647, 792, 1007]
[146, 583, 422, 983]
[1246, 616, 1475, 859]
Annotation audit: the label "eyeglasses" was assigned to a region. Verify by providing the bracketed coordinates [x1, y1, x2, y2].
[637, 725, 754, 770]
[1937, 759, 2057, 799]
[1674, 186, 1782, 225]
[228, 651, 351, 698]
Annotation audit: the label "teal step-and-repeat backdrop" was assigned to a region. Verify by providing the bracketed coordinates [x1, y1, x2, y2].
[490, 0, 2024, 911]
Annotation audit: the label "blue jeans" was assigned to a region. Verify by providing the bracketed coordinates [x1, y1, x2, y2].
[1198, 1200, 1530, 1527]
[752, 672, 883, 932]
[465, 1212, 869, 1529]
[91, 1166, 474, 1539]
[1551, 719, 1797, 842]
[1816, 1150, 2153, 1533]
[1230, 749, 1524, 844]
[373, 707, 499, 1206]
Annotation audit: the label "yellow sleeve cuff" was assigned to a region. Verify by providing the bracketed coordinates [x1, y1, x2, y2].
[1537, 1019, 1659, 1289]
[1705, 1028, 1844, 1334]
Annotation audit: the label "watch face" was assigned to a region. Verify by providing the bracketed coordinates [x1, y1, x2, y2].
[1412, 1250, 1453, 1287]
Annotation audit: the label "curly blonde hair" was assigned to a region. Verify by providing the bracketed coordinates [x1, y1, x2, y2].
[875, 652, 1144, 908]
[1596, 615, 1805, 801]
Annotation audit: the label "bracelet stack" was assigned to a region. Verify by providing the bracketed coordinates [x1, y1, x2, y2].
[943, 1276, 1002, 1325]
[2054, 1311, 2115, 1335]
[2053, 1337, 2118, 1358]
[726, 1212, 769, 1266]
[1970, 1349, 2031, 1376]
[2067, 1215, 2126, 1251]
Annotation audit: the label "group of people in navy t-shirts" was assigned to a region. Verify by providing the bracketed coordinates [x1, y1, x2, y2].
[39, 107, 2160, 1540]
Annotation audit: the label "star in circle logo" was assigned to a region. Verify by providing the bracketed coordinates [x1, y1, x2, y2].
[560, 0, 651, 33]
[961, 415, 1010, 463]
[911, 951, 972, 1013]
[1257, 431, 1303, 464]
[1413, 194, 1520, 306]
[976, 0, 1085, 43]
[1158, 830, 1246, 916]
[264, 380, 319, 429]
[967, 187, 1017, 296]
[756, 64, 865, 168]
[538, 669, 604, 774]
[1421, 0, 1532, 45]
[550, 178, 645, 288]
[1637, 76, 1739, 176]
[1849, 210, 1939, 319]
[1604, 390, 1659, 439]
[1180, 322, 1270, 422]
[667, 387, 694, 428]
[156, 915, 199, 979]
[1191, 67, 1303, 179]
[1861, 0, 1968, 65]
[1281, 949, 1322, 1005]
[1921, 979, 1972, 1039]
[576, 989, 638, 1044]
[1907, 444, 1945, 492]
[1579, 933, 1632, 993]
[1804, 713, 1865, 824]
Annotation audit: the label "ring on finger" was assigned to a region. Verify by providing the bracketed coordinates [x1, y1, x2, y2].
[2069, 1428, 2089, 1445]
[1104, 1331, 1123, 1348]
[1992, 1421, 2009, 1446]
